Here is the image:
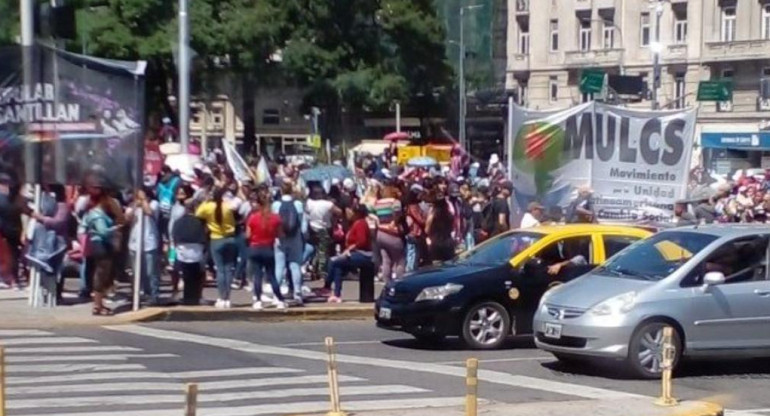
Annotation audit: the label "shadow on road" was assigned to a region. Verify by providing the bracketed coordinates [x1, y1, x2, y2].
[541, 357, 770, 380]
[381, 335, 536, 351]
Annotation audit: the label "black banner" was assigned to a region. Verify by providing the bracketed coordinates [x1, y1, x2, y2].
[0, 44, 145, 188]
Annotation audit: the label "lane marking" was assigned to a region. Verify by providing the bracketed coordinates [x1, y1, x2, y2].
[199, 374, 364, 390]
[7, 382, 183, 396]
[17, 397, 469, 416]
[0, 337, 98, 346]
[4, 346, 142, 354]
[108, 325, 640, 400]
[8, 371, 173, 385]
[4, 353, 177, 363]
[168, 367, 304, 379]
[6, 385, 428, 409]
[282, 340, 383, 347]
[434, 356, 552, 365]
[0, 330, 52, 337]
[6, 363, 146, 373]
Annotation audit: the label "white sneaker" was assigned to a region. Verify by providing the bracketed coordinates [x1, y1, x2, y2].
[275, 301, 286, 310]
[224, 300, 231, 309]
[214, 299, 225, 309]
[252, 301, 263, 310]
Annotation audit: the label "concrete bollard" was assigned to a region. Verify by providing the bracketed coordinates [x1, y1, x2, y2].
[184, 383, 198, 416]
[0, 347, 5, 416]
[325, 337, 346, 416]
[655, 327, 678, 407]
[466, 358, 479, 416]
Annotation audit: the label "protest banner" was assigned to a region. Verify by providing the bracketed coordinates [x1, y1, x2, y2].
[0, 44, 146, 187]
[509, 102, 696, 223]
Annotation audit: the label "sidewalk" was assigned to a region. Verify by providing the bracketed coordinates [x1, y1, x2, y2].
[300, 398, 724, 416]
[0, 276, 379, 328]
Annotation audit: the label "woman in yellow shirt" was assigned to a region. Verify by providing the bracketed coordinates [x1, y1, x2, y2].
[196, 187, 237, 308]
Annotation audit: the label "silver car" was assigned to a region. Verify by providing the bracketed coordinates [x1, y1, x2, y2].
[533, 224, 770, 379]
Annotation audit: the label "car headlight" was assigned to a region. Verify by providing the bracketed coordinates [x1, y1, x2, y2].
[415, 283, 464, 302]
[591, 291, 637, 316]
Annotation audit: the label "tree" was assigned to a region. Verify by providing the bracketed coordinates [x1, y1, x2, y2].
[0, 0, 20, 47]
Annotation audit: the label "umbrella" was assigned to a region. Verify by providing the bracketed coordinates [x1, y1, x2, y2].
[300, 164, 353, 182]
[384, 131, 409, 142]
[407, 156, 438, 168]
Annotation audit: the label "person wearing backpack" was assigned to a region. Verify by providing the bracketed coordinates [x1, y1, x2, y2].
[246, 186, 286, 310]
[271, 180, 305, 305]
[156, 166, 180, 242]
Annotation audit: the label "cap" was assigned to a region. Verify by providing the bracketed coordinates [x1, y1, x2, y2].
[489, 153, 500, 165]
[342, 178, 356, 191]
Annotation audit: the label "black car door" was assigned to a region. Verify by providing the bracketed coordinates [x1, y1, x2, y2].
[516, 235, 595, 332]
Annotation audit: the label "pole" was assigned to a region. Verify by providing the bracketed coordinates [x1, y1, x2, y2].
[459, 7, 466, 149]
[465, 358, 479, 416]
[21, 0, 35, 184]
[651, 0, 662, 110]
[132, 211, 144, 312]
[395, 101, 401, 133]
[507, 95, 515, 226]
[655, 326, 678, 407]
[184, 383, 198, 416]
[324, 337, 346, 416]
[178, 0, 190, 152]
[0, 347, 5, 416]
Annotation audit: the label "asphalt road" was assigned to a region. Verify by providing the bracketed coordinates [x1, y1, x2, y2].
[2, 320, 770, 416]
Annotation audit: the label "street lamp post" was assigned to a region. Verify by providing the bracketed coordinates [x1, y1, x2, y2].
[650, 0, 664, 110]
[459, 4, 483, 150]
[179, 0, 190, 152]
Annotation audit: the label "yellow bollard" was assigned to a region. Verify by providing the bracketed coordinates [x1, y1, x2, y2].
[0, 347, 5, 416]
[184, 383, 198, 416]
[325, 337, 346, 416]
[466, 358, 479, 416]
[655, 327, 678, 407]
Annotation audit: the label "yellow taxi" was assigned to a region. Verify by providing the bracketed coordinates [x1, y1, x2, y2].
[376, 224, 652, 349]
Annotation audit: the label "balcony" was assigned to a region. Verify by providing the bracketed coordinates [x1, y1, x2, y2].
[564, 48, 624, 68]
[703, 39, 770, 62]
[664, 44, 688, 63]
[508, 53, 530, 72]
[514, 0, 528, 14]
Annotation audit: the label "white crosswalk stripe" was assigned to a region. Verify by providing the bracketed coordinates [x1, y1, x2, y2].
[3, 329, 459, 416]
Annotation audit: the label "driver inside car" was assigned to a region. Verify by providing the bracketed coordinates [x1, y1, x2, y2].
[544, 240, 588, 276]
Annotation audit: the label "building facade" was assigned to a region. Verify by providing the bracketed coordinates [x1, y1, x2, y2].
[506, 0, 770, 172]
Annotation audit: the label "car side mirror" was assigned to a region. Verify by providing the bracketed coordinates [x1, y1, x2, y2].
[703, 271, 726, 289]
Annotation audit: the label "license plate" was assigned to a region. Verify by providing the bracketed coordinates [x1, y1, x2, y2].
[544, 323, 562, 339]
[379, 307, 392, 320]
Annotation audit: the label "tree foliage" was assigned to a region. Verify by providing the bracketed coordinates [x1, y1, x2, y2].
[0, 0, 20, 47]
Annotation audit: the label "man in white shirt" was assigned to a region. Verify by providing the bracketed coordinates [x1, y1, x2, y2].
[520, 201, 544, 229]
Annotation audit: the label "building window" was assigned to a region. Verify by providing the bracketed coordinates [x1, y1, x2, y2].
[579, 19, 591, 51]
[722, 68, 734, 79]
[641, 12, 651, 46]
[550, 19, 559, 51]
[581, 92, 594, 103]
[674, 72, 686, 109]
[262, 108, 280, 125]
[762, 4, 770, 40]
[549, 76, 559, 103]
[519, 23, 530, 54]
[516, 79, 528, 105]
[763, 67, 770, 77]
[602, 20, 615, 49]
[674, 10, 688, 44]
[721, 6, 736, 42]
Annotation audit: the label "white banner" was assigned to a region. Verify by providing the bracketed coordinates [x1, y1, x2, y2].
[510, 102, 696, 223]
[222, 140, 253, 183]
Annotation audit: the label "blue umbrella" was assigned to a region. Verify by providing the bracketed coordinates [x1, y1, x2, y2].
[300, 164, 353, 182]
[407, 156, 438, 168]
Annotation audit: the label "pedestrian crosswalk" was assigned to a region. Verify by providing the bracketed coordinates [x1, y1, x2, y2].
[1, 329, 464, 416]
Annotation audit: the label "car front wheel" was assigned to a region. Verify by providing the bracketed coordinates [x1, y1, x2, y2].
[461, 301, 511, 350]
[627, 321, 682, 379]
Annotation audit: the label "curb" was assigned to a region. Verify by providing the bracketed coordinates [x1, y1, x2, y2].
[138, 304, 375, 323]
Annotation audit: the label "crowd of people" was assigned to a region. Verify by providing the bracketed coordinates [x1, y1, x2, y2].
[10, 134, 767, 316]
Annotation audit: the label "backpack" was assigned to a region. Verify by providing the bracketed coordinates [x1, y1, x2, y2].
[279, 201, 300, 236]
[82, 209, 115, 257]
[157, 177, 179, 215]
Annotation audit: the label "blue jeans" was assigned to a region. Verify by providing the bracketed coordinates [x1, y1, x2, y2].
[233, 233, 248, 286]
[275, 246, 302, 299]
[464, 231, 475, 251]
[406, 238, 417, 272]
[325, 252, 374, 298]
[78, 260, 90, 298]
[210, 237, 237, 300]
[248, 246, 284, 302]
[132, 249, 160, 301]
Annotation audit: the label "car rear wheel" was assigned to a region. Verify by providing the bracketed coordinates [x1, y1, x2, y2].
[627, 321, 682, 379]
[461, 301, 511, 350]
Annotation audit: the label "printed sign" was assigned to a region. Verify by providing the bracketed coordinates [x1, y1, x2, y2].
[510, 102, 696, 223]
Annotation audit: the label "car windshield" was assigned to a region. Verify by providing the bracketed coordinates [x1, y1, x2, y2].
[597, 231, 717, 281]
[456, 232, 543, 265]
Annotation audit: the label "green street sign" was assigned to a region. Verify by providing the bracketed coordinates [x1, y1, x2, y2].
[697, 80, 733, 102]
[580, 69, 606, 94]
